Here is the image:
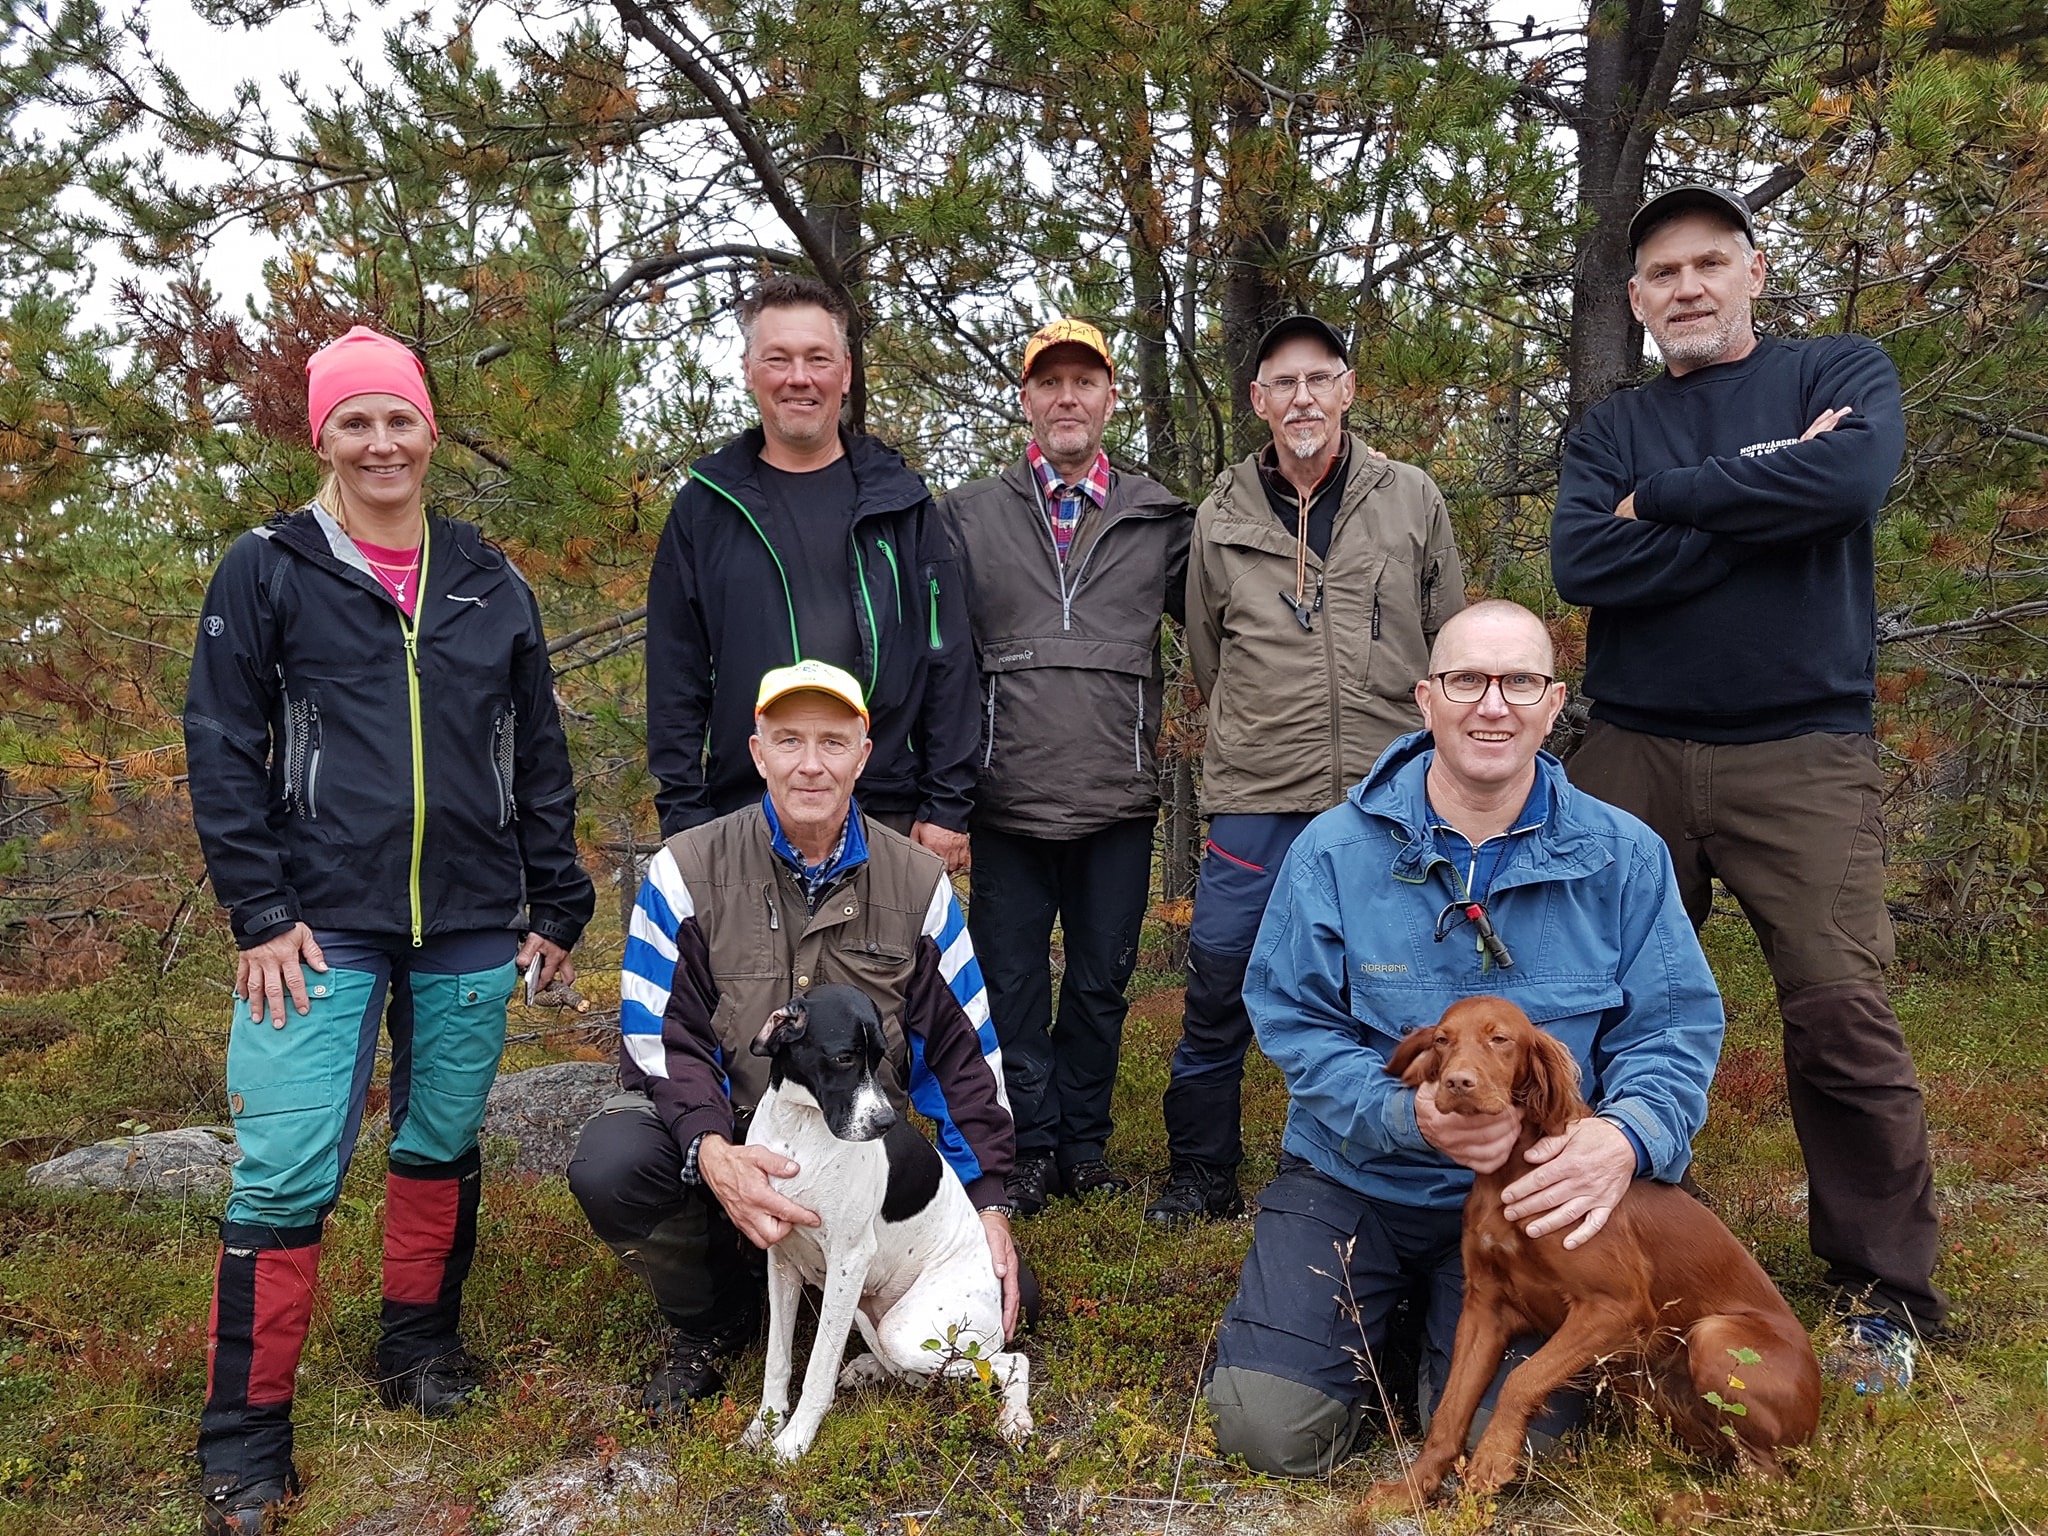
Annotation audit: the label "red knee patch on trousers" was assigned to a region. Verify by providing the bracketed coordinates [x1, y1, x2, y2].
[384, 1170, 459, 1305]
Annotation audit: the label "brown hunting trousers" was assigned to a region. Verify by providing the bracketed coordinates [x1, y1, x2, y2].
[1567, 721, 1946, 1332]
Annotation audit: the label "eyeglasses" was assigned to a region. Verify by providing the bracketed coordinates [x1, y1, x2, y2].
[1255, 370, 1347, 399]
[1430, 671, 1556, 706]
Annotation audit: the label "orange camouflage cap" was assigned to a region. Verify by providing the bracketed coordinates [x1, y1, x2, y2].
[1021, 318, 1114, 380]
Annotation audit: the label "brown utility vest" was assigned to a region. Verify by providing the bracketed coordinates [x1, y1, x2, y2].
[662, 803, 944, 1117]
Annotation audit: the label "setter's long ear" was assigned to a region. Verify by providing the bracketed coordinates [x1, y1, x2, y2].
[751, 998, 809, 1058]
[1385, 1027, 1440, 1087]
[1515, 1024, 1585, 1137]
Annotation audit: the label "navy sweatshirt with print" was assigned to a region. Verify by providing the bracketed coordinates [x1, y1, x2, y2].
[1551, 333, 1905, 742]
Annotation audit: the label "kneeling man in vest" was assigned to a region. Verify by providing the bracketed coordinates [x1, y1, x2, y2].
[570, 660, 1026, 1415]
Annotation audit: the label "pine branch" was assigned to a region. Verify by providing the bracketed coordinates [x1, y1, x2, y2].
[547, 605, 651, 656]
[1944, 407, 2048, 452]
[1880, 601, 2048, 645]
[611, 0, 852, 304]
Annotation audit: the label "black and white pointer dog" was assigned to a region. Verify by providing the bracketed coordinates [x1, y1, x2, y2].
[738, 985, 1032, 1461]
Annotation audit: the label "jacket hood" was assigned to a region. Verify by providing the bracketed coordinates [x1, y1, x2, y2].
[1208, 431, 1393, 529]
[1350, 729, 1606, 884]
[692, 426, 932, 521]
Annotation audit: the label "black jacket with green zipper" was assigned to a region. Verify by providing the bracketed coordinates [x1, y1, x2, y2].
[184, 506, 595, 951]
[944, 458, 1194, 840]
[646, 427, 978, 837]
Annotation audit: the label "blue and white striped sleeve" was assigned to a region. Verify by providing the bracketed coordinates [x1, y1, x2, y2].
[620, 846, 694, 1086]
[921, 872, 1006, 1107]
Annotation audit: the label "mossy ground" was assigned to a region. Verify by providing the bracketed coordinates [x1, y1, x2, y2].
[0, 913, 2044, 1533]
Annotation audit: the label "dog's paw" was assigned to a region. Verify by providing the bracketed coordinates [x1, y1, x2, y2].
[770, 1424, 815, 1462]
[738, 1411, 773, 1451]
[838, 1354, 893, 1390]
[996, 1404, 1034, 1444]
[1460, 1444, 1519, 1496]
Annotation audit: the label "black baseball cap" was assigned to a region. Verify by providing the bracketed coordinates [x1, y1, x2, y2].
[1628, 184, 1757, 259]
[1254, 314, 1350, 372]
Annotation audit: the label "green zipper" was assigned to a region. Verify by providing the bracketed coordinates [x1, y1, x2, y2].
[875, 536, 902, 622]
[692, 468, 801, 660]
[854, 539, 881, 691]
[928, 573, 942, 650]
[398, 528, 433, 947]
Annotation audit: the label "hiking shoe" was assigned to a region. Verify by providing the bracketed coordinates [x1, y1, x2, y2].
[377, 1348, 483, 1418]
[1006, 1153, 1058, 1217]
[1824, 1313, 1917, 1394]
[643, 1314, 755, 1421]
[1143, 1162, 1243, 1227]
[200, 1467, 299, 1534]
[1060, 1159, 1132, 1200]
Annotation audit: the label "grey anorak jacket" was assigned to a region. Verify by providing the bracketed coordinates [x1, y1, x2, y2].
[1190, 435, 1466, 814]
[946, 459, 1193, 839]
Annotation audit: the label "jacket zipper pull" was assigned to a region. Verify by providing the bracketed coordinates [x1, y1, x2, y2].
[765, 889, 779, 932]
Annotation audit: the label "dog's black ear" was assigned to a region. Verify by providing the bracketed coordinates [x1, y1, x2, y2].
[859, 999, 889, 1066]
[751, 998, 809, 1058]
[1515, 1024, 1585, 1137]
[1385, 1027, 1439, 1086]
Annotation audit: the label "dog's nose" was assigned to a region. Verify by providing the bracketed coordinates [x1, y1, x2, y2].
[1441, 1068, 1478, 1095]
[872, 1098, 897, 1131]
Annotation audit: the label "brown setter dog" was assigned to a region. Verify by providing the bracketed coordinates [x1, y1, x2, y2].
[1358, 996, 1819, 1515]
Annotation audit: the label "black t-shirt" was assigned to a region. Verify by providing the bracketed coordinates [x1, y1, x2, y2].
[755, 457, 862, 672]
[1258, 440, 1350, 560]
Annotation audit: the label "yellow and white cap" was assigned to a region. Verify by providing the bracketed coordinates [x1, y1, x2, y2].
[755, 659, 869, 724]
[1021, 317, 1114, 380]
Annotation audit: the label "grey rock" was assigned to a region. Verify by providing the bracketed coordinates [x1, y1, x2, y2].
[482, 1060, 618, 1177]
[26, 1126, 239, 1196]
[486, 1448, 667, 1535]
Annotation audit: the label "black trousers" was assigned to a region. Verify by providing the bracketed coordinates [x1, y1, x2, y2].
[968, 817, 1155, 1167]
[568, 1093, 1039, 1329]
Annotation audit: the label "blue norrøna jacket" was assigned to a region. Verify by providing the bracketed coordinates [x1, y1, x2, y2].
[1244, 730, 1725, 1210]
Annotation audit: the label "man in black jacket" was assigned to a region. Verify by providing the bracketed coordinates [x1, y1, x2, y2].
[645, 275, 978, 867]
[944, 319, 1194, 1213]
[1551, 185, 1945, 1392]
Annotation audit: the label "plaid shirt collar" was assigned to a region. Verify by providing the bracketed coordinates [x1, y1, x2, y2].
[1025, 442, 1112, 508]
[762, 792, 869, 902]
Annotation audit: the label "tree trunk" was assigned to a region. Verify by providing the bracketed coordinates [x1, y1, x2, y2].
[1562, 0, 1706, 424]
[1219, 85, 1293, 460]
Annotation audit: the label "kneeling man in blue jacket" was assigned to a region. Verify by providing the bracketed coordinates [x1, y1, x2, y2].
[1206, 598, 1725, 1475]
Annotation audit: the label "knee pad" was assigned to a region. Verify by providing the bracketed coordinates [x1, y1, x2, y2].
[224, 968, 378, 1228]
[1206, 1365, 1365, 1477]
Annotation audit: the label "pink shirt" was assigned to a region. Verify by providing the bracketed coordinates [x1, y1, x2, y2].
[354, 536, 421, 618]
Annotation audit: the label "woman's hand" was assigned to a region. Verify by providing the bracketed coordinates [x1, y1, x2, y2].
[236, 923, 329, 1028]
[515, 932, 574, 992]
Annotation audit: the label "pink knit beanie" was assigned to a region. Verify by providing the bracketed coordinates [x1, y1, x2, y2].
[305, 326, 439, 442]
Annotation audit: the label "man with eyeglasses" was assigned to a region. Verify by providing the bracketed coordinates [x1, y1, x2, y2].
[1203, 599, 1723, 1476]
[944, 319, 1194, 1215]
[1146, 314, 1466, 1226]
[1552, 185, 1944, 1392]
[570, 661, 1029, 1417]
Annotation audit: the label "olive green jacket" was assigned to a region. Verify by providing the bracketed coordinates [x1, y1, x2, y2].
[1188, 435, 1466, 814]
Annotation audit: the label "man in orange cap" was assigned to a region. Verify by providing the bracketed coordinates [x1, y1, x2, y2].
[944, 319, 1193, 1214]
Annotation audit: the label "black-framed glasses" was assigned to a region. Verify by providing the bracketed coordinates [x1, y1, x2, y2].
[1429, 670, 1556, 706]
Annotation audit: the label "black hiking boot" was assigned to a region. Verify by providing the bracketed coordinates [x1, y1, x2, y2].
[1143, 1162, 1244, 1227]
[1059, 1158, 1132, 1200]
[377, 1348, 483, 1418]
[1006, 1154, 1058, 1216]
[200, 1467, 299, 1535]
[643, 1312, 757, 1421]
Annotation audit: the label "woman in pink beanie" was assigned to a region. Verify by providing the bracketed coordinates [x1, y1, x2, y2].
[181, 325, 595, 1532]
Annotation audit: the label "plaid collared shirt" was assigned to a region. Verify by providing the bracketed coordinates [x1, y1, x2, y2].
[1025, 442, 1111, 564]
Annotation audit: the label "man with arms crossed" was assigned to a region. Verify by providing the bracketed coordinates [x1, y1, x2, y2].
[1147, 315, 1466, 1226]
[946, 319, 1193, 1213]
[1552, 184, 1945, 1388]
[1206, 600, 1723, 1473]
